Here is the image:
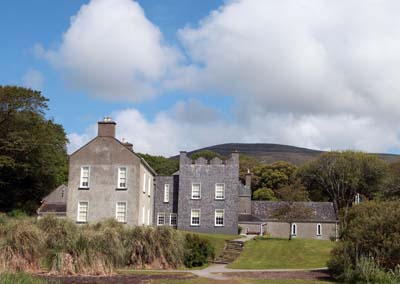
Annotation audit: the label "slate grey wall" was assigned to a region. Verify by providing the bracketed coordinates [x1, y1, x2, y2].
[177, 152, 239, 235]
[153, 175, 179, 226]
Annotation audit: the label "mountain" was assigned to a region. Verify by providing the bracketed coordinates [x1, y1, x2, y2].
[178, 143, 400, 165]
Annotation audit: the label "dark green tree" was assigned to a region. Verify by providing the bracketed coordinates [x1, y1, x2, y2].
[137, 153, 179, 175]
[298, 151, 391, 224]
[252, 188, 277, 200]
[0, 86, 68, 213]
[189, 150, 222, 161]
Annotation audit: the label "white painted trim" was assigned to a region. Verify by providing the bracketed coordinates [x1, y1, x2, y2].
[117, 167, 128, 189]
[77, 200, 89, 223]
[169, 213, 177, 226]
[291, 223, 297, 236]
[164, 184, 170, 203]
[214, 209, 225, 227]
[316, 223, 322, 236]
[143, 173, 146, 193]
[191, 183, 201, 199]
[157, 212, 165, 226]
[79, 166, 90, 188]
[115, 201, 127, 223]
[190, 209, 201, 226]
[215, 183, 225, 200]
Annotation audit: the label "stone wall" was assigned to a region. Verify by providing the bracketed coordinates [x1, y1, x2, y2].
[153, 175, 179, 226]
[176, 152, 240, 235]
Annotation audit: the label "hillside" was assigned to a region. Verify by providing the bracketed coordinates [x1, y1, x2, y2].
[179, 143, 400, 165]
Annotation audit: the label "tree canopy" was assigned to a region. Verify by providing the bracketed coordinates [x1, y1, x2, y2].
[298, 151, 391, 224]
[0, 86, 68, 213]
[137, 153, 179, 175]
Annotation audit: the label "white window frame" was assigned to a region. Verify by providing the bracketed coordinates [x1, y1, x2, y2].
[170, 213, 177, 226]
[148, 177, 151, 197]
[147, 209, 150, 225]
[117, 167, 128, 189]
[142, 205, 145, 225]
[77, 201, 89, 223]
[316, 223, 322, 236]
[191, 183, 201, 199]
[143, 173, 146, 193]
[215, 183, 225, 200]
[115, 201, 127, 223]
[190, 209, 201, 226]
[80, 166, 90, 188]
[215, 209, 225, 227]
[157, 212, 165, 226]
[164, 184, 170, 203]
[291, 223, 297, 236]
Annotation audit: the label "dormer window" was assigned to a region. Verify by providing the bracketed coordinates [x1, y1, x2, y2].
[117, 167, 127, 189]
[80, 166, 90, 188]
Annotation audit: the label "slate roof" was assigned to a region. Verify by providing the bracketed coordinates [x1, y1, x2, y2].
[37, 184, 67, 216]
[251, 201, 338, 222]
[238, 214, 263, 223]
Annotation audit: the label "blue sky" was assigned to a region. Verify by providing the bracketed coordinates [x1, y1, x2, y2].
[1, 0, 400, 156]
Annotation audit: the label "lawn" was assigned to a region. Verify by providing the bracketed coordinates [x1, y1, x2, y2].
[178, 230, 238, 258]
[228, 237, 335, 269]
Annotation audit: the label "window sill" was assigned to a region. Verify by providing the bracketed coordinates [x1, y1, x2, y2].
[116, 187, 128, 191]
[214, 225, 224, 227]
[191, 198, 201, 200]
[76, 221, 88, 224]
[78, 187, 90, 190]
[215, 198, 225, 201]
[190, 224, 200, 227]
[163, 201, 169, 203]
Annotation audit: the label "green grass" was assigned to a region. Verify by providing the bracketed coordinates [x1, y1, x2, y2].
[0, 273, 50, 284]
[228, 237, 335, 269]
[154, 277, 335, 284]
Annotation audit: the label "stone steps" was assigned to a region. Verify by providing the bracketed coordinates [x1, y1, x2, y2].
[213, 240, 244, 264]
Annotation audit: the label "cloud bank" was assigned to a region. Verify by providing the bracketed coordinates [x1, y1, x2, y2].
[47, 0, 400, 155]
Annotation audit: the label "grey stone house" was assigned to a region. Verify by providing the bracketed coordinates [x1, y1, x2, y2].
[39, 118, 338, 239]
[39, 118, 156, 226]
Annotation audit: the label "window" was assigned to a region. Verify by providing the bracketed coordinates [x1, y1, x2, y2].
[215, 209, 224, 226]
[170, 213, 177, 226]
[142, 206, 145, 225]
[143, 173, 146, 193]
[157, 213, 165, 225]
[191, 183, 201, 199]
[291, 223, 297, 236]
[148, 177, 151, 197]
[80, 167, 90, 188]
[115, 202, 127, 223]
[117, 167, 127, 189]
[215, 183, 225, 199]
[147, 209, 150, 225]
[191, 209, 200, 226]
[317, 223, 322, 236]
[77, 201, 88, 222]
[164, 184, 170, 203]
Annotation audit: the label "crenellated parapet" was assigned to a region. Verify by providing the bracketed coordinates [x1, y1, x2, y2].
[179, 151, 239, 166]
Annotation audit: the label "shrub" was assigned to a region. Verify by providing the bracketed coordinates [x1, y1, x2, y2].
[183, 234, 214, 268]
[329, 201, 400, 283]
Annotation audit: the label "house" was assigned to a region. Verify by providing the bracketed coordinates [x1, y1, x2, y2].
[59, 117, 155, 225]
[39, 118, 338, 239]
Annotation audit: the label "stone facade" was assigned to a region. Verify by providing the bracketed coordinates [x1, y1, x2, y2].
[175, 152, 240, 235]
[66, 119, 155, 226]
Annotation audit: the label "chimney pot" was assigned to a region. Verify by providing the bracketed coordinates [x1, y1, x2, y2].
[98, 117, 116, 137]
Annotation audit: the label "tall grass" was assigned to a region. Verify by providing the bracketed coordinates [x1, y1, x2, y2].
[0, 215, 185, 275]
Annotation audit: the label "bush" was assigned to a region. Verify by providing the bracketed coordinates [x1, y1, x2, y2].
[328, 201, 400, 283]
[183, 234, 214, 268]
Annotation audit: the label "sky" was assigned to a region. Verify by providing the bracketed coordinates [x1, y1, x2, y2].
[1, 0, 400, 156]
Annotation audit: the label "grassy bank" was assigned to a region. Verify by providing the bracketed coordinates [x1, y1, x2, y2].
[228, 237, 334, 269]
[0, 273, 49, 284]
[153, 278, 335, 284]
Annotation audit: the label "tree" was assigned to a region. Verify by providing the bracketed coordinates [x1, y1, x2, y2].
[252, 188, 277, 200]
[272, 180, 313, 240]
[298, 151, 391, 225]
[137, 153, 179, 175]
[189, 150, 222, 161]
[255, 161, 297, 191]
[0, 86, 68, 213]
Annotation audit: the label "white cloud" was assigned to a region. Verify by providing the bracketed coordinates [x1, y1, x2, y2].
[45, 0, 181, 101]
[67, 103, 400, 156]
[178, 0, 400, 120]
[22, 69, 44, 90]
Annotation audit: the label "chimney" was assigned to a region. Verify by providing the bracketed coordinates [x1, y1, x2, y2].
[122, 142, 133, 152]
[245, 169, 252, 189]
[98, 116, 116, 137]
